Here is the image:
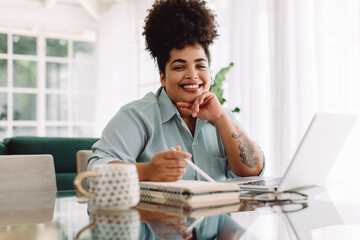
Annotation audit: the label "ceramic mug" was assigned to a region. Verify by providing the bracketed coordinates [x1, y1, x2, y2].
[74, 164, 140, 209]
[76, 209, 140, 240]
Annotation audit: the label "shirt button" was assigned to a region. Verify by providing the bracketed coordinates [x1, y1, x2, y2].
[192, 141, 197, 147]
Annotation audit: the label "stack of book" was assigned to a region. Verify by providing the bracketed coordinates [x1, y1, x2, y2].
[138, 180, 241, 217]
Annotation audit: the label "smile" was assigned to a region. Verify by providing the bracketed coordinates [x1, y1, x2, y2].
[181, 84, 202, 89]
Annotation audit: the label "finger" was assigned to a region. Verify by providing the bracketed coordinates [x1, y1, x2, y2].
[192, 97, 200, 113]
[156, 167, 185, 181]
[199, 92, 212, 105]
[175, 145, 181, 151]
[161, 176, 183, 182]
[165, 167, 186, 176]
[198, 91, 211, 105]
[177, 102, 195, 115]
[179, 107, 193, 115]
[163, 150, 192, 159]
[176, 216, 187, 223]
[164, 159, 187, 168]
[191, 99, 199, 118]
[182, 232, 193, 240]
[192, 92, 211, 117]
[176, 102, 192, 107]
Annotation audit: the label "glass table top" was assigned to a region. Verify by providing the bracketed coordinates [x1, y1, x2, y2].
[1, 178, 360, 240]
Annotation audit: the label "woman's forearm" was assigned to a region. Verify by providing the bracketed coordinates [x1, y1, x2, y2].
[212, 113, 264, 176]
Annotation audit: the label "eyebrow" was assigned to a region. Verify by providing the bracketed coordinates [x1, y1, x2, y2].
[170, 58, 207, 66]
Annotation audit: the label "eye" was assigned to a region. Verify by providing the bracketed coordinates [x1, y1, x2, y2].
[197, 64, 207, 69]
[173, 66, 184, 70]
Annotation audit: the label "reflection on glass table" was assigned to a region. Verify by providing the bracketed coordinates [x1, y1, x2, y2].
[0, 191, 56, 226]
[233, 185, 360, 239]
[143, 213, 247, 240]
[239, 190, 309, 214]
[1, 185, 360, 240]
[0, 191, 89, 240]
[76, 208, 140, 240]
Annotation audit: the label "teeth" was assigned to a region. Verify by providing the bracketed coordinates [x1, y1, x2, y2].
[183, 85, 199, 89]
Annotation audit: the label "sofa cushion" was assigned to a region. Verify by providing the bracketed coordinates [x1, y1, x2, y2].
[3, 137, 98, 173]
[0, 142, 7, 155]
[56, 173, 77, 191]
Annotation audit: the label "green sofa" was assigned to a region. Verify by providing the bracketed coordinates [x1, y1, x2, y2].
[0, 136, 99, 191]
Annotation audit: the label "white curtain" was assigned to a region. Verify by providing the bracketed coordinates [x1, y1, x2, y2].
[97, 0, 360, 180]
[212, 0, 360, 178]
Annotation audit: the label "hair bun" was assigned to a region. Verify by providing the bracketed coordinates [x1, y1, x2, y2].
[143, 0, 219, 73]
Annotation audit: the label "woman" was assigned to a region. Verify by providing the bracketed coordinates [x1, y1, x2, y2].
[88, 0, 264, 181]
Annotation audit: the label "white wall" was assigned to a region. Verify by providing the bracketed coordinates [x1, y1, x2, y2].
[0, 0, 97, 36]
[95, 1, 139, 135]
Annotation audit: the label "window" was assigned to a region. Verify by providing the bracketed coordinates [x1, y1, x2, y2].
[0, 32, 96, 140]
[136, 13, 160, 98]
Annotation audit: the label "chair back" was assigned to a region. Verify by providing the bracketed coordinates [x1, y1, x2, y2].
[0, 154, 57, 193]
[76, 150, 92, 196]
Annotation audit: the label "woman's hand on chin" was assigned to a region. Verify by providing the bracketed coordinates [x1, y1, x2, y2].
[176, 91, 224, 122]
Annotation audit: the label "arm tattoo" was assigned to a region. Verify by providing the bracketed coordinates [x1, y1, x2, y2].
[232, 132, 259, 168]
[232, 132, 243, 139]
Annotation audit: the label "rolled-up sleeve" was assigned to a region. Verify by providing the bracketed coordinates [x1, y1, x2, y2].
[87, 106, 148, 171]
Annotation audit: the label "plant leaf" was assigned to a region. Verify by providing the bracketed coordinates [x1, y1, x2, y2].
[210, 62, 240, 113]
[232, 107, 240, 113]
[210, 62, 234, 104]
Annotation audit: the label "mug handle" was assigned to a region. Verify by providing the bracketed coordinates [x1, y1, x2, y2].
[75, 222, 96, 240]
[74, 172, 97, 198]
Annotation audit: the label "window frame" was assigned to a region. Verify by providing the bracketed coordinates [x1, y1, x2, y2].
[0, 28, 97, 140]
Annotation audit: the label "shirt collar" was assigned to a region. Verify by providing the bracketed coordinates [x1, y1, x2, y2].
[158, 87, 179, 123]
[157, 87, 209, 128]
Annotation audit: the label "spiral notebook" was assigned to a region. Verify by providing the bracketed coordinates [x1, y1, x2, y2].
[137, 198, 241, 217]
[139, 180, 240, 203]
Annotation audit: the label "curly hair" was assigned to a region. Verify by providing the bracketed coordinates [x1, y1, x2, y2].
[143, 0, 219, 73]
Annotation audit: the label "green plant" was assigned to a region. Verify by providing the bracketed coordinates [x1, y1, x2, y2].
[210, 62, 240, 113]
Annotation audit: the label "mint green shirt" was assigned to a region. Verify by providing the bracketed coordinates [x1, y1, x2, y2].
[88, 87, 264, 180]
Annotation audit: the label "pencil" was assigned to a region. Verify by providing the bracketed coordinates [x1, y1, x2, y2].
[170, 147, 215, 182]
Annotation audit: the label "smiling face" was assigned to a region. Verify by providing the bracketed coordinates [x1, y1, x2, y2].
[160, 44, 211, 107]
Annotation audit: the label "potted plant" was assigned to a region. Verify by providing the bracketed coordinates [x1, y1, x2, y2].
[210, 62, 240, 113]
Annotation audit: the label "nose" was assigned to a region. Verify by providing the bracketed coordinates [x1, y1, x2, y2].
[185, 68, 199, 79]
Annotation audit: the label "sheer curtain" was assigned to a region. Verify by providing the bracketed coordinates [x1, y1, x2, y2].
[213, 0, 360, 178]
[96, 0, 359, 180]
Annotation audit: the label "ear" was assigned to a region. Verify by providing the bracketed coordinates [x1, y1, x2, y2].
[160, 71, 166, 87]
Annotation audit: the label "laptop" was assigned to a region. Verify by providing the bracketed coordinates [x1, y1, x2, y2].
[226, 112, 357, 192]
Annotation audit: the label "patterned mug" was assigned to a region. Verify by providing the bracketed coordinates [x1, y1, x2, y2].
[74, 164, 140, 209]
[76, 209, 140, 240]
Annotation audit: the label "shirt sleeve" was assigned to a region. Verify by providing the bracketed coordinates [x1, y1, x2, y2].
[87, 106, 148, 170]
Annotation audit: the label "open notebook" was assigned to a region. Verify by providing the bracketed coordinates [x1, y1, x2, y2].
[226, 112, 357, 192]
[140, 180, 240, 205]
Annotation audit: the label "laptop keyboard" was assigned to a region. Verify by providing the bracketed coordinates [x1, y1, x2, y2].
[241, 177, 282, 186]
